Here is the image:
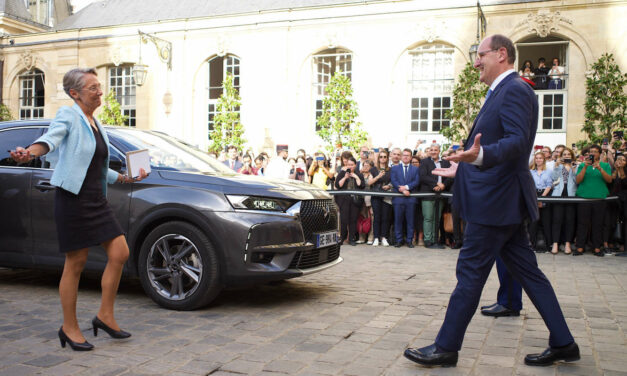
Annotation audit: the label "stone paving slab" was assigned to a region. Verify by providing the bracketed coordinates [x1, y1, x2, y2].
[0, 246, 625, 375]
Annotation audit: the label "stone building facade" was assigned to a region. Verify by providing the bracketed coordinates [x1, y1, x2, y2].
[1, 0, 626, 153]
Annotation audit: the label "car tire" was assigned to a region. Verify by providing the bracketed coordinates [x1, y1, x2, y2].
[138, 221, 221, 310]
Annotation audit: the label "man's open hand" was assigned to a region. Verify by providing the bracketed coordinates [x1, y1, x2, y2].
[433, 161, 458, 178]
[445, 133, 482, 164]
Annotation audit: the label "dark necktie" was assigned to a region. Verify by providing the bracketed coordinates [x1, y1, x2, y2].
[404, 165, 408, 179]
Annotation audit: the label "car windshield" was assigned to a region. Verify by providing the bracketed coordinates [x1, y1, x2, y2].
[106, 128, 234, 174]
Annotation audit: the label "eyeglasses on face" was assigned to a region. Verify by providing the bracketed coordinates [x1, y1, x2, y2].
[83, 84, 102, 93]
[476, 49, 498, 60]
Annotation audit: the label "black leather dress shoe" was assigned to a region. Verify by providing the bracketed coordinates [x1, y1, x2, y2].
[395, 242, 402, 248]
[450, 242, 462, 249]
[481, 302, 498, 310]
[407, 243, 414, 248]
[525, 342, 580, 366]
[481, 304, 520, 317]
[404, 344, 458, 367]
[425, 243, 445, 249]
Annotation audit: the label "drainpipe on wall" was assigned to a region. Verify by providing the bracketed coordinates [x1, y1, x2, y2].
[0, 58, 4, 102]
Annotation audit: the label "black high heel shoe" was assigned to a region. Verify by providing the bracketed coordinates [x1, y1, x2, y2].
[58, 327, 94, 351]
[92, 316, 131, 339]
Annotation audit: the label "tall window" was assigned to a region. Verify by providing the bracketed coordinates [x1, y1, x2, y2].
[313, 48, 352, 130]
[208, 55, 240, 134]
[409, 44, 454, 132]
[19, 69, 45, 119]
[108, 66, 136, 127]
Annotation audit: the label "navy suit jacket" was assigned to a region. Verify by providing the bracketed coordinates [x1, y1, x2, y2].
[453, 72, 539, 226]
[224, 159, 243, 171]
[390, 164, 420, 204]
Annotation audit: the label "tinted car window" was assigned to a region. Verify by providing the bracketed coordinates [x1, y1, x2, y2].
[107, 128, 234, 174]
[0, 128, 43, 168]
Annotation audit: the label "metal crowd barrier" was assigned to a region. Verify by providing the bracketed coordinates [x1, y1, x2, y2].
[327, 190, 619, 203]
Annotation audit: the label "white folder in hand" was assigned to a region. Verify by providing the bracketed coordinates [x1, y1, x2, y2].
[125, 149, 151, 178]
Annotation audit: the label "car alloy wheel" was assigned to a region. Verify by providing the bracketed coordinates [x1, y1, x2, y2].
[147, 233, 202, 300]
[138, 221, 221, 310]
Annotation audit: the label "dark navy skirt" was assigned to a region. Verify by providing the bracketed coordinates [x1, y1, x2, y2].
[54, 187, 124, 253]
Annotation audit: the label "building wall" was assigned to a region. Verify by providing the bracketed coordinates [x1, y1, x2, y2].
[1, 0, 626, 153]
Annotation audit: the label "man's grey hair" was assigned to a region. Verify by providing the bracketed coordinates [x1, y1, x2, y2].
[63, 68, 97, 97]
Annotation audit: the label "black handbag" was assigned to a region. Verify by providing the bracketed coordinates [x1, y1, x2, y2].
[351, 194, 364, 206]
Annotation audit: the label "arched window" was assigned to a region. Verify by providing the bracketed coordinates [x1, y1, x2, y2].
[108, 65, 136, 126]
[409, 44, 454, 133]
[208, 55, 240, 133]
[312, 48, 352, 130]
[19, 69, 45, 119]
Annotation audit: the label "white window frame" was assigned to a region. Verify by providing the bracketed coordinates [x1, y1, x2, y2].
[408, 44, 454, 133]
[19, 69, 45, 120]
[108, 65, 136, 127]
[537, 91, 567, 132]
[312, 49, 352, 130]
[208, 55, 240, 135]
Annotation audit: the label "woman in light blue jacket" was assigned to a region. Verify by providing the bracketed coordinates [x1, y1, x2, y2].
[550, 147, 578, 254]
[10, 68, 147, 351]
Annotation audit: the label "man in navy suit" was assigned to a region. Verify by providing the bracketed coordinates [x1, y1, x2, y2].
[390, 148, 420, 248]
[223, 145, 243, 171]
[403, 35, 579, 367]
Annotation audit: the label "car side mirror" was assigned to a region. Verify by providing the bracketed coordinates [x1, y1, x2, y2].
[109, 159, 124, 172]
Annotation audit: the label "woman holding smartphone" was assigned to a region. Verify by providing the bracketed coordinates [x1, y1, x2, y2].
[574, 145, 612, 256]
[550, 147, 577, 254]
[309, 152, 333, 189]
[335, 156, 365, 246]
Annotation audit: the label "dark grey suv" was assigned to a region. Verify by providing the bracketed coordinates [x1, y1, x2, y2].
[0, 120, 341, 310]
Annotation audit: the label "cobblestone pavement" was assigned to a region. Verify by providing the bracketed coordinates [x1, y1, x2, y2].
[1, 246, 626, 376]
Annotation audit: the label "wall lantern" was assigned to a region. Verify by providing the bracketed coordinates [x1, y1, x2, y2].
[134, 30, 172, 86]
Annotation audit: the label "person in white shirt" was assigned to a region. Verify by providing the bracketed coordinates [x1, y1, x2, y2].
[548, 57, 565, 89]
[264, 145, 291, 179]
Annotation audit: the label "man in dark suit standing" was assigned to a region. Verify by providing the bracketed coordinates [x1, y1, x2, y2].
[403, 35, 578, 368]
[390, 148, 420, 248]
[419, 144, 453, 248]
[223, 145, 243, 171]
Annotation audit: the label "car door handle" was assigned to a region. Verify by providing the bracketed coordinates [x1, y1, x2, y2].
[34, 181, 56, 191]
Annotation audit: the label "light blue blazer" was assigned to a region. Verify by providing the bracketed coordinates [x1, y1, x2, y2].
[551, 164, 578, 197]
[34, 103, 119, 195]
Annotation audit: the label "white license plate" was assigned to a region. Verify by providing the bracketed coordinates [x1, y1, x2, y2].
[315, 231, 338, 248]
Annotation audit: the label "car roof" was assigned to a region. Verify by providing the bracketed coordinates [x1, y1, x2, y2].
[0, 119, 51, 130]
[0, 120, 134, 132]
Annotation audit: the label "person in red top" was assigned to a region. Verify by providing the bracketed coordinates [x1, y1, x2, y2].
[237, 154, 258, 175]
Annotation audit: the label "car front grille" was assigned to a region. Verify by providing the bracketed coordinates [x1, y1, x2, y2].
[288, 243, 341, 269]
[299, 199, 338, 242]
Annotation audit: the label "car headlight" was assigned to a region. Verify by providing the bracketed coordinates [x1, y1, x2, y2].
[226, 195, 295, 212]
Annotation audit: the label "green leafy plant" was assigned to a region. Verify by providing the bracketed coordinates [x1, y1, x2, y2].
[442, 62, 488, 142]
[316, 71, 368, 154]
[582, 53, 627, 146]
[0, 103, 13, 121]
[100, 90, 129, 126]
[209, 73, 246, 153]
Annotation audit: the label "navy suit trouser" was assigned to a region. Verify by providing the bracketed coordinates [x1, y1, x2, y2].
[393, 199, 415, 244]
[435, 222, 574, 352]
[496, 257, 523, 311]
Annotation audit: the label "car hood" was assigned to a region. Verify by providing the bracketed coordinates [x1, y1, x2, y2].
[157, 170, 332, 200]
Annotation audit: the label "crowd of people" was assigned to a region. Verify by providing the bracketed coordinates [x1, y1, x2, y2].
[213, 137, 627, 257]
[518, 57, 566, 89]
